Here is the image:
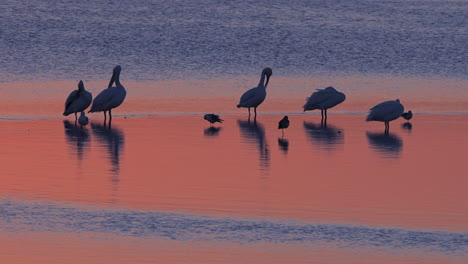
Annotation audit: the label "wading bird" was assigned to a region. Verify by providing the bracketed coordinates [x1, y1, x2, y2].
[237, 67, 273, 120]
[278, 116, 290, 137]
[303, 86, 346, 124]
[402, 110, 413, 121]
[366, 99, 404, 133]
[204, 114, 223, 126]
[89, 65, 126, 121]
[63, 80, 92, 120]
[78, 111, 89, 127]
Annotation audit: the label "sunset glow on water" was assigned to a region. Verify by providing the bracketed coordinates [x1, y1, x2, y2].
[1, 0, 467, 263]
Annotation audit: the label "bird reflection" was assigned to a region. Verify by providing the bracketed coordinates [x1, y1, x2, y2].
[366, 131, 403, 158]
[303, 121, 344, 150]
[204, 126, 222, 137]
[63, 120, 90, 161]
[237, 119, 270, 171]
[277, 137, 289, 154]
[91, 121, 125, 181]
[402, 122, 413, 131]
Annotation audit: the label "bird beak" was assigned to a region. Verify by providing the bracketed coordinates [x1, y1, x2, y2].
[265, 74, 270, 88]
[108, 71, 116, 88]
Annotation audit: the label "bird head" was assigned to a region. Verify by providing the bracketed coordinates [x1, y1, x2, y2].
[78, 80, 84, 90]
[108, 65, 122, 88]
[263, 67, 273, 87]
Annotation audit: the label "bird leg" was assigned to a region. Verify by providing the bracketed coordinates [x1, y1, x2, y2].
[385, 121, 389, 134]
[109, 109, 112, 120]
[104, 111, 107, 121]
[75, 112, 78, 120]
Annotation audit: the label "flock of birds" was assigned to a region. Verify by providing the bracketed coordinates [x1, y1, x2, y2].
[64, 66, 413, 133]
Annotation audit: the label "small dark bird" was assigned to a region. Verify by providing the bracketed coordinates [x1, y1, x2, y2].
[278, 116, 290, 137]
[204, 114, 224, 126]
[78, 111, 89, 128]
[402, 110, 413, 121]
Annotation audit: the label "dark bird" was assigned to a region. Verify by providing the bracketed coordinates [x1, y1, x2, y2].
[78, 111, 89, 128]
[63, 80, 92, 120]
[237, 67, 273, 120]
[402, 110, 413, 121]
[366, 99, 404, 133]
[303, 86, 346, 123]
[204, 114, 223, 126]
[89, 65, 126, 121]
[278, 116, 290, 137]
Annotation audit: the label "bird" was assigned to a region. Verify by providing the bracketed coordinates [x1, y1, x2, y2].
[89, 65, 126, 121]
[366, 99, 404, 133]
[303, 86, 346, 123]
[204, 114, 223, 126]
[78, 111, 89, 127]
[278, 116, 289, 137]
[402, 110, 413, 121]
[237, 67, 273, 120]
[63, 80, 92, 120]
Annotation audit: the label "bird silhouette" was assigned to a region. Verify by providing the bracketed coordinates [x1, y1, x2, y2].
[89, 65, 126, 121]
[402, 110, 413, 121]
[63, 80, 92, 120]
[278, 116, 290, 137]
[303, 86, 346, 124]
[204, 114, 223, 126]
[78, 111, 89, 127]
[366, 99, 404, 133]
[237, 67, 273, 120]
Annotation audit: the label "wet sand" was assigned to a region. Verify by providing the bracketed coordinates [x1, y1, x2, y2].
[0, 113, 467, 263]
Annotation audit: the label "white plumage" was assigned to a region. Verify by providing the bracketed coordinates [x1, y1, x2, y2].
[63, 80, 92, 120]
[237, 67, 273, 118]
[366, 99, 404, 132]
[89, 65, 126, 120]
[303, 86, 346, 121]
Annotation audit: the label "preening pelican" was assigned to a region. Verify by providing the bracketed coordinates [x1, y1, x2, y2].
[402, 110, 413, 121]
[78, 111, 89, 127]
[278, 116, 289, 137]
[63, 80, 92, 120]
[303, 86, 346, 123]
[237, 67, 273, 119]
[89, 65, 126, 120]
[204, 114, 223, 126]
[366, 99, 404, 133]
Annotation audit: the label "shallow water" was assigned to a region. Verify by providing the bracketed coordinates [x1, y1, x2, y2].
[1, 0, 467, 262]
[1, 114, 467, 263]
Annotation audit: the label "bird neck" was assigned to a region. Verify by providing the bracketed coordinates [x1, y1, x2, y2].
[258, 72, 266, 88]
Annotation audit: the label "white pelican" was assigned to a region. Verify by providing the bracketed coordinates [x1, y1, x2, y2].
[366, 99, 404, 133]
[278, 116, 289, 137]
[402, 110, 413, 121]
[78, 111, 89, 127]
[89, 65, 126, 120]
[303, 86, 346, 122]
[204, 114, 223, 126]
[237, 67, 273, 119]
[63, 80, 92, 120]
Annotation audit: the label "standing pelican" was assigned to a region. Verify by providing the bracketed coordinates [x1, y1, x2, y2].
[366, 99, 404, 133]
[237, 67, 273, 119]
[204, 114, 223, 126]
[303, 86, 346, 123]
[89, 65, 126, 121]
[278, 116, 290, 137]
[63, 80, 92, 120]
[402, 110, 413, 121]
[78, 111, 89, 127]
